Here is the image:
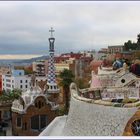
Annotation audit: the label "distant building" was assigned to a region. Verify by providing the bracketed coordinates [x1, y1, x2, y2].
[0, 65, 10, 75]
[74, 57, 92, 79]
[2, 70, 47, 92]
[0, 65, 10, 92]
[55, 63, 70, 76]
[98, 48, 108, 54]
[108, 45, 123, 54]
[32, 60, 48, 76]
[90, 60, 103, 74]
[54, 52, 92, 79]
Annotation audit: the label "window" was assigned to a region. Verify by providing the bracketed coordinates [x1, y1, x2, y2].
[30, 115, 39, 130]
[35, 100, 45, 109]
[25, 122, 27, 130]
[25, 85, 28, 88]
[12, 80, 14, 83]
[16, 117, 22, 127]
[35, 103, 38, 108]
[40, 115, 47, 130]
[20, 85, 22, 89]
[19, 72, 21, 76]
[38, 101, 41, 109]
[25, 80, 28, 83]
[30, 115, 47, 131]
[20, 80, 22, 83]
[6, 79, 11, 82]
[6, 84, 11, 87]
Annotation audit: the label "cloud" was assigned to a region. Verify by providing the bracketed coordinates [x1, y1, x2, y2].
[0, 54, 42, 60]
[0, 1, 140, 55]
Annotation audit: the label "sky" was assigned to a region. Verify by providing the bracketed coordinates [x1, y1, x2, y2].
[0, 1, 140, 59]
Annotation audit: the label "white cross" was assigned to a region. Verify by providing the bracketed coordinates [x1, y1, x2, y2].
[49, 27, 55, 38]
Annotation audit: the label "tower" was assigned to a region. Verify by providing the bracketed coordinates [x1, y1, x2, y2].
[47, 27, 60, 95]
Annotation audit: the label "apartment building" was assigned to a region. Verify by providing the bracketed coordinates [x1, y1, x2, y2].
[32, 60, 48, 76]
[2, 70, 47, 92]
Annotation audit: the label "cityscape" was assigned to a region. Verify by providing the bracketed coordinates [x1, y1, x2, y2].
[0, 1, 140, 138]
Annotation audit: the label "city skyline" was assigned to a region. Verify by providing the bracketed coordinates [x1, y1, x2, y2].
[0, 1, 140, 59]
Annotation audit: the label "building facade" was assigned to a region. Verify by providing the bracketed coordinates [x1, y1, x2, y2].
[108, 45, 123, 54]
[32, 60, 48, 76]
[11, 78, 58, 136]
[2, 70, 47, 92]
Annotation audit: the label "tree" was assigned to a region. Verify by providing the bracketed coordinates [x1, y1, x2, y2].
[124, 40, 138, 51]
[137, 34, 140, 50]
[0, 89, 21, 102]
[59, 69, 74, 114]
[14, 66, 33, 75]
[137, 34, 140, 44]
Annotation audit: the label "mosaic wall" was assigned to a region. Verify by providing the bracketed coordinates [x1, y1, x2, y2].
[62, 96, 137, 136]
[101, 87, 140, 100]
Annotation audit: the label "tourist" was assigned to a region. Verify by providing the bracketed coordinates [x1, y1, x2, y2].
[112, 58, 123, 70]
[130, 59, 140, 76]
[123, 59, 130, 73]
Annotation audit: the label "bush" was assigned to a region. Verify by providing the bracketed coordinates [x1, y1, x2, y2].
[113, 103, 124, 107]
[57, 105, 66, 116]
[122, 98, 139, 104]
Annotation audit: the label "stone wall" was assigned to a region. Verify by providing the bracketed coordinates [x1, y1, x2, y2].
[61, 96, 137, 136]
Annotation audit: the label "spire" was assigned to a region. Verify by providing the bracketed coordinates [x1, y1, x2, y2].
[49, 27, 55, 38]
[49, 27, 55, 52]
[47, 27, 60, 94]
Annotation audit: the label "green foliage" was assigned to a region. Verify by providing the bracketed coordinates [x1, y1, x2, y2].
[59, 69, 74, 87]
[15, 66, 33, 74]
[122, 98, 139, 103]
[137, 34, 140, 44]
[123, 34, 140, 51]
[24, 69, 33, 75]
[113, 103, 124, 107]
[59, 69, 74, 114]
[57, 105, 66, 116]
[124, 40, 138, 51]
[0, 89, 21, 101]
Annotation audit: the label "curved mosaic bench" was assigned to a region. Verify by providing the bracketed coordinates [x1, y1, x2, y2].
[62, 83, 140, 136]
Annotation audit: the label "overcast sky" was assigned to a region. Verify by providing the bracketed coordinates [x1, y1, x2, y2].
[0, 1, 140, 59]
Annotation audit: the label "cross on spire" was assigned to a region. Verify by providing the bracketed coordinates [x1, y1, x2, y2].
[49, 27, 55, 38]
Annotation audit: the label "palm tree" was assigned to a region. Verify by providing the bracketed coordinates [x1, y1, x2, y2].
[59, 69, 74, 114]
